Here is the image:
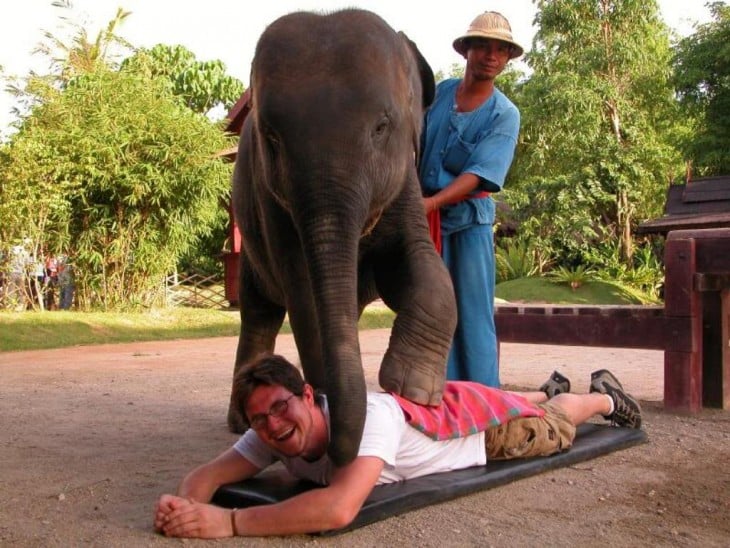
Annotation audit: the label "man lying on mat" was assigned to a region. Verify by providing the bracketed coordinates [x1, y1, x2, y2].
[154, 353, 641, 538]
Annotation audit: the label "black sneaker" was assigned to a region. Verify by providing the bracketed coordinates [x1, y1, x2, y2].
[589, 369, 642, 429]
[590, 369, 625, 392]
[539, 370, 571, 398]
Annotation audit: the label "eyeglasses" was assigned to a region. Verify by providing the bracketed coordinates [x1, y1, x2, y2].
[248, 394, 296, 430]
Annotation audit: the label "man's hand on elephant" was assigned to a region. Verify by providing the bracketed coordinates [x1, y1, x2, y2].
[154, 495, 235, 538]
[423, 196, 438, 213]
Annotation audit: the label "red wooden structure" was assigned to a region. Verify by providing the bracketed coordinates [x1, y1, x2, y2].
[220, 90, 252, 307]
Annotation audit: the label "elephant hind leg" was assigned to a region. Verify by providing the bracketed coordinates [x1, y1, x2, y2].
[228, 306, 286, 433]
[228, 264, 286, 433]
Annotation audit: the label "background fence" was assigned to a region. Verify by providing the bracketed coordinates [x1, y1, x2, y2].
[1, 269, 230, 310]
[165, 271, 229, 309]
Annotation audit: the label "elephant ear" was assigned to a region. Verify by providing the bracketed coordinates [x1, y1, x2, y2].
[398, 31, 435, 109]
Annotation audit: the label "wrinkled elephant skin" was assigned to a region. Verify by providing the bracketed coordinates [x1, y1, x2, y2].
[229, 9, 456, 466]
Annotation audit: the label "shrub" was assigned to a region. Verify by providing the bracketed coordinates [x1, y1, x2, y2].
[546, 264, 597, 290]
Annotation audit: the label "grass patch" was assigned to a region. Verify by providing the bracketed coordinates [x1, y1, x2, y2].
[0, 308, 241, 352]
[357, 307, 396, 330]
[3, 276, 658, 353]
[0, 305, 395, 353]
[496, 276, 657, 305]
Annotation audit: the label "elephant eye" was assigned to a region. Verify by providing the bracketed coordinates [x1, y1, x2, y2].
[373, 116, 391, 140]
[265, 131, 280, 148]
[257, 121, 279, 148]
[263, 131, 280, 163]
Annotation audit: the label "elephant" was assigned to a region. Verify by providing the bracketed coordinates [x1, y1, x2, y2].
[228, 8, 457, 466]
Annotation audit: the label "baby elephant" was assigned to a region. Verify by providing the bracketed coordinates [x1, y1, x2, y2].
[229, 8, 456, 466]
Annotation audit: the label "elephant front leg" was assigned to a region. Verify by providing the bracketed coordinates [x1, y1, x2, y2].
[227, 262, 286, 433]
[376, 243, 456, 406]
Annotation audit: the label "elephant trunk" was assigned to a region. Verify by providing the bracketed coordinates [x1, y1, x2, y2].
[298, 199, 368, 467]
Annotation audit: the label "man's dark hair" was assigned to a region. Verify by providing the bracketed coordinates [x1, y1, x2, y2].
[231, 353, 306, 415]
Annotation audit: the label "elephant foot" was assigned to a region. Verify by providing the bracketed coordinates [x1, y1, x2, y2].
[378, 354, 445, 406]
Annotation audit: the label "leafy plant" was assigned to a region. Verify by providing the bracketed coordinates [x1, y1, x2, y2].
[1, 66, 234, 310]
[504, 175, 611, 270]
[121, 44, 244, 116]
[0, 5, 244, 310]
[673, 2, 730, 175]
[119, 45, 245, 275]
[510, 0, 683, 266]
[495, 236, 546, 283]
[546, 264, 597, 290]
[593, 241, 664, 301]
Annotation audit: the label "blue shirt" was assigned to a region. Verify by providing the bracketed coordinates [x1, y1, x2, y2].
[419, 78, 519, 234]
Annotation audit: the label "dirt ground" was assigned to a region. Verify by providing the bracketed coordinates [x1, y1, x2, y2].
[1, 329, 728, 547]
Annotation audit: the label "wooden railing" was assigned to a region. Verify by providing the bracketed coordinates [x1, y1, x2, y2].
[496, 228, 730, 412]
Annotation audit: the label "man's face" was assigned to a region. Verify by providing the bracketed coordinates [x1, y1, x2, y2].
[465, 38, 511, 81]
[245, 383, 319, 458]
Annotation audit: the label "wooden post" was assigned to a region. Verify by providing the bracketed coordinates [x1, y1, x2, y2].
[722, 289, 730, 410]
[663, 236, 703, 412]
[666, 228, 730, 411]
[701, 291, 723, 407]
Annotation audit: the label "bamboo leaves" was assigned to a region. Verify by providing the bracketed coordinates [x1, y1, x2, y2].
[1, 65, 234, 310]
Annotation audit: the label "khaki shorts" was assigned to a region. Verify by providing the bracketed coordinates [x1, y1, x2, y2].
[485, 401, 576, 460]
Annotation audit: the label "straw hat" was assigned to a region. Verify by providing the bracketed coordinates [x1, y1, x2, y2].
[452, 11, 524, 59]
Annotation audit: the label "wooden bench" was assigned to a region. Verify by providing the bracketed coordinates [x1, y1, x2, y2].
[495, 228, 730, 412]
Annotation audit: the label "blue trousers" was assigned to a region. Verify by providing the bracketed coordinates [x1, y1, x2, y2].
[441, 223, 499, 387]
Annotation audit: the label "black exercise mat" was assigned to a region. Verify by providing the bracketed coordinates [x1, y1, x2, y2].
[212, 423, 647, 534]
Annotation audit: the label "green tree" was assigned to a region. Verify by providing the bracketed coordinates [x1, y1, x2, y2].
[673, 1, 730, 176]
[5, 1, 134, 135]
[510, 0, 683, 265]
[121, 45, 245, 275]
[121, 44, 244, 116]
[1, 4, 244, 300]
[434, 62, 464, 82]
[434, 62, 522, 90]
[1, 65, 234, 310]
[34, 1, 132, 79]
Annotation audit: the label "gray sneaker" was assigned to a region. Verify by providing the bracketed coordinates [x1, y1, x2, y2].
[589, 369, 642, 429]
[539, 370, 571, 398]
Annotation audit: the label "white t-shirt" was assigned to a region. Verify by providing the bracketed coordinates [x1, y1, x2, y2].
[233, 392, 486, 485]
